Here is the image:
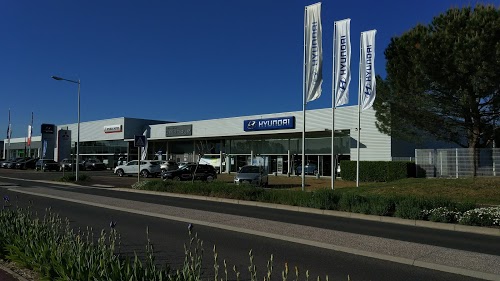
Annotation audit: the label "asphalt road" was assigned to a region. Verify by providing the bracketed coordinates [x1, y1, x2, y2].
[0, 186, 481, 281]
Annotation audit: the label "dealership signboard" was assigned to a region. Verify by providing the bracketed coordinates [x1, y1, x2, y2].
[41, 124, 56, 159]
[166, 125, 192, 137]
[57, 129, 72, 161]
[104, 125, 123, 133]
[244, 116, 295, 132]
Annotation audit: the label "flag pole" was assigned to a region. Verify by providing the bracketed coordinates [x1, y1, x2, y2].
[7, 109, 11, 160]
[356, 32, 362, 188]
[301, 6, 307, 191]
[331, 21, 337, 190]
[28, 112, 33, 157]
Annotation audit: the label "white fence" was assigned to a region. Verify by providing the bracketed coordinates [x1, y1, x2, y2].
[415, 148, 499, 178]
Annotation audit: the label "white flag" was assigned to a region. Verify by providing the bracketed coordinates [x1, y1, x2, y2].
[141, 129, 148, 160]
[333, 19, 351, 107]
[27, 125, 32, 146]
[359, 30, 377, 111]
[6, 109, 11, 141]
[304, 2, 323, 103]
[28, 112, 33, 146]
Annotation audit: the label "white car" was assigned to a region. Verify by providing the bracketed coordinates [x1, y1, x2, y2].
[160, 160, 178, 172]
[234, 165, 269, 187]
[114, 160, 161, 178]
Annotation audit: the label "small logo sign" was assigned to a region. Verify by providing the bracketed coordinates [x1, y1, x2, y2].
[41, 124, 55, 134]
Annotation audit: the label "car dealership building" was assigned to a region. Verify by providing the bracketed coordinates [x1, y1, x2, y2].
[3, 106, 420, 176]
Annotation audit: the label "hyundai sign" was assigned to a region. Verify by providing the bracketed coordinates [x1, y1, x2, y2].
[244, 116, 295, 132]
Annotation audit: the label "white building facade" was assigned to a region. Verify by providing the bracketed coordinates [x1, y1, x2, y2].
[3, 106, 421, 176]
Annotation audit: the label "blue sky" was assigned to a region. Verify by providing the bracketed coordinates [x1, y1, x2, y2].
[1, 0, 497, 138]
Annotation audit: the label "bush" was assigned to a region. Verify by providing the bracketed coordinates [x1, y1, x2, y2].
[366, 195, 395, 216]
[459, 207, 500, 226]
[132, 179, 492, 228]
[421, 207, 461, 223]
[340, 161, 414, 182]
[307, 189, 341, 210]
[394, 197, 425, 220]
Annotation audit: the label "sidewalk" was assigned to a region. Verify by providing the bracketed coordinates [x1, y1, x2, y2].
[3, 182, 500, 281]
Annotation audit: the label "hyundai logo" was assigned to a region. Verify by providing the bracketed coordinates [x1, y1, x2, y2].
[247, 120, 256, 129]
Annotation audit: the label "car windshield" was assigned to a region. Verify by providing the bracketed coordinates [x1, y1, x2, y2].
[240, 166, 260, 173]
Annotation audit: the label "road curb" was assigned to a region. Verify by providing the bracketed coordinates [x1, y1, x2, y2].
[0, 263, 30, 281]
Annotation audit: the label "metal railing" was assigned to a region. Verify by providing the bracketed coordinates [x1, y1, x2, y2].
[415, 148, 499, 178]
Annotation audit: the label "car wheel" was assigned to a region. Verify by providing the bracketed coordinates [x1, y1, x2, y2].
[116, 169, 124, 177]
[206, 175, 214, 182]
[140, 170, 150, 178]
[173, 176, 181, 181]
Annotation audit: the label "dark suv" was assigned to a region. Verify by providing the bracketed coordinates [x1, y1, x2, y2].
[35, 159, 60, 172]
[161, 164, 217, 182]
[16, 158, 39, 169]
[83, 159, 107, 171]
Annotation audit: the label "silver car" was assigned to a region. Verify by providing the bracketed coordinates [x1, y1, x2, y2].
[114, 160, 161, 178]
[234, 165, 268, 187]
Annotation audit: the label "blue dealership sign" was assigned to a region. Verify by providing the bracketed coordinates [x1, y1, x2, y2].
[244, 116, 295, 132]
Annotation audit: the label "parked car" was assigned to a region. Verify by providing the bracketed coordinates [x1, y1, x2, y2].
[1, 157, 24, 168]
[234, 165, 269, 187]
[35, 159, 60, 172]
[161, 164, 217, 182]
[295, 163, 318, 175]
[59, 158, 85, 171]
[160, 160, 178, 172]
[6, 157, 30, 169]
[114, 160, 161, 178]
[83, 159, 107, 171]
[16, 158, 39, 169]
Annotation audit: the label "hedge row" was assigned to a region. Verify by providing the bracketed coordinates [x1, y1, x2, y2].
[132, 181, 497, 226]
[339, 161, 416, 182]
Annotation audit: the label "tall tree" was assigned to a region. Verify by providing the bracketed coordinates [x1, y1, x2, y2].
[374, 5, 500, 173]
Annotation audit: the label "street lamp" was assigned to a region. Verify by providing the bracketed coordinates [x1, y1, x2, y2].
[52, 75, 80, 182]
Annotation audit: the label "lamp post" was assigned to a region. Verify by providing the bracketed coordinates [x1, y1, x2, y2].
[52, 75, 80, 182]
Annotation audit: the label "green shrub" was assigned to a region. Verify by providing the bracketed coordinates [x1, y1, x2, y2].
[340, 161, 414, 182]
[338, 193, 364, 212]
[366, 195, 395, 216]
[459, 207, 500, 226]
[307, 189, 341, 210]
[131, 178, 486, 228]
[394, 197, 425, 220]
[421, 207, 461, 223]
